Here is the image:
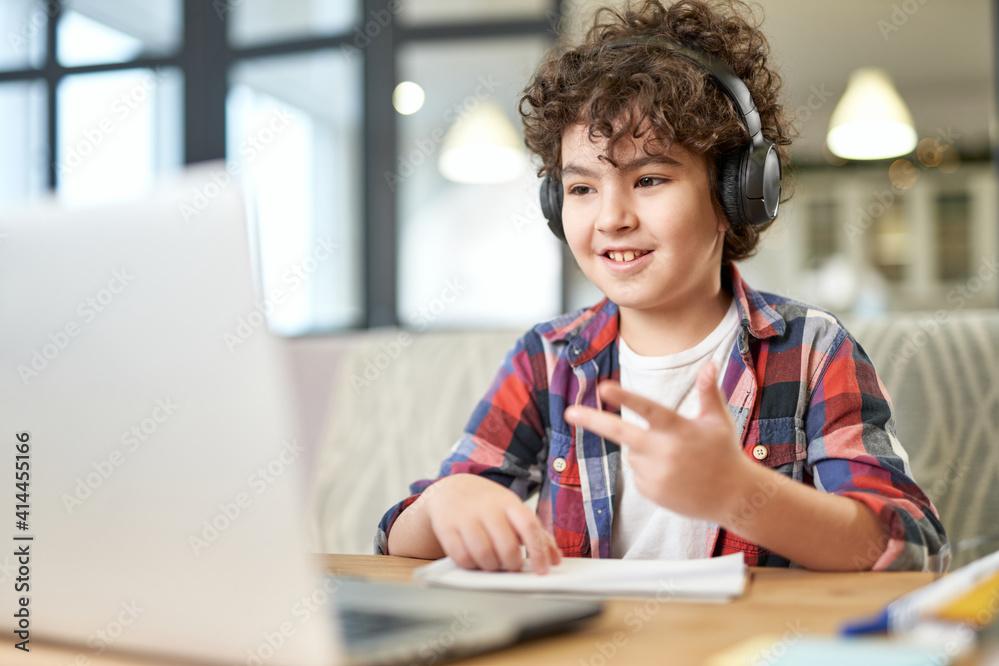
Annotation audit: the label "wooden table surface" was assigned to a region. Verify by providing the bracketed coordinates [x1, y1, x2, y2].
[20, 554, 981, 666]
[324, 555, 955, 665]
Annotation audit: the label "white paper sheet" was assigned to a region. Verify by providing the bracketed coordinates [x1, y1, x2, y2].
[413, 552, 747, 600]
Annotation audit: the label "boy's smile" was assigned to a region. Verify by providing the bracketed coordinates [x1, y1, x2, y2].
[559, 119, 732, 355]
[599, 248, 654, 271]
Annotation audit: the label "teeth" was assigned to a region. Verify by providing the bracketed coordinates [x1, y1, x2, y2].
[606, 250, 648, 263]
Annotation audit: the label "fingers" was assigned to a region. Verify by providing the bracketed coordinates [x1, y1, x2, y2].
[596, 380, 685, 431]
[564, 403, 650, 450]
[441, 510, 560, 575]
[505, 505, 552, 574]
[480, 515, 525, 572]
[438, 526, 475, 570]
[459, 521, 501, 571]
[696, 362, 727, 418]
[547, 533, 563, 566]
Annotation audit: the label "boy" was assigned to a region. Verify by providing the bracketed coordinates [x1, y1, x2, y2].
[375, 0, 949, 573]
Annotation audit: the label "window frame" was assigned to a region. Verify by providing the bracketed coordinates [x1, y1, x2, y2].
[0, 0, 566, 332]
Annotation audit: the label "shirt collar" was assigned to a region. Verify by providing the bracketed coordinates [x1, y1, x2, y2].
[542, 261, 786, 367]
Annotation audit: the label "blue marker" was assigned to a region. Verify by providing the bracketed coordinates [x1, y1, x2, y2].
[840, 549, 999, 636]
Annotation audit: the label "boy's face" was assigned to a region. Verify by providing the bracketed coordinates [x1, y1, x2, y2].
[559, 121, 729, 312]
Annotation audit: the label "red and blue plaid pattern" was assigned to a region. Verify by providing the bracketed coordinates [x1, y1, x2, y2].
[376, 262, 950, 572]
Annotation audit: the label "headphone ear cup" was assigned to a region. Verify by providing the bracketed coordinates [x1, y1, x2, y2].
[716, 151, 745, 227]
[540, 175, 566, 241]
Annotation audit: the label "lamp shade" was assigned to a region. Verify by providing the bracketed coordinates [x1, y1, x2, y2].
[827, 68, 917, 161]
[438, 101, 527, 184]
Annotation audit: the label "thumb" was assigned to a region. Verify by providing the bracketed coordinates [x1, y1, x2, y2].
[697, 362, 726, 418]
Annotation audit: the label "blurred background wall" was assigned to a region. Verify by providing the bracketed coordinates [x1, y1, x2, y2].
[1, 1, 996, 382]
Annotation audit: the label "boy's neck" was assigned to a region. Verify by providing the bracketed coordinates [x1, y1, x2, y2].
[617, 278, 734, 357]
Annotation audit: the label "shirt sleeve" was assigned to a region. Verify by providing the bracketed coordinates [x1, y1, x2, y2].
[805, 328, 951, 572]
[374, 330, 549, 555]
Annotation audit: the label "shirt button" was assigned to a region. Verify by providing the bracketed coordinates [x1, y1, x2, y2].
[552, 457, 567, 472]
[752, 445, 769, 461]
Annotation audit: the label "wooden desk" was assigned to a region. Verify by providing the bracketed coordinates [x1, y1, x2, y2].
[22, 555, 976, 665]
[326, 555, 948, 665]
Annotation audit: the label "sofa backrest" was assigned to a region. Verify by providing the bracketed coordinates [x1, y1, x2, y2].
[311, 329, 519, 554]
[844, 310, 999, 568]
[312, 311, 999, 569]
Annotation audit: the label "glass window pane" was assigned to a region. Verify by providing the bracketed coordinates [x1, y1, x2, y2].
[0, 81, 46, 208]
[230, 0, 356, 47]
[867, 195, 908, 283]
[935, 191, 972, 282]
[228, 50, 362, 335]
[805, 199, 839, 268]
[400, 0, 552, 25]
[0, 0, 46, 70]
[58, 0, 181, 67]
[397, 37, 561, 329]
[57, 68, 183, 206]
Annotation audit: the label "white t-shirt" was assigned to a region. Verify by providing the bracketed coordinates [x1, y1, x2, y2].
[611, 297, 741, 560]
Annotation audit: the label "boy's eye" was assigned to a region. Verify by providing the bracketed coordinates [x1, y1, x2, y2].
[637, 176, 668, 188]
[567, 185, 592, 196]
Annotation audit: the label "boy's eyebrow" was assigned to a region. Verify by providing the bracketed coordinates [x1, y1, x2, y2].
[561, 154, 682, 178]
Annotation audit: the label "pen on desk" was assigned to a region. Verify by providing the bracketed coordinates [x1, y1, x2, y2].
[840, 548, 999, 636]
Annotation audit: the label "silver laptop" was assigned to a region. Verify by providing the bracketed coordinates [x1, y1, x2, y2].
[0, 165, 600, 666]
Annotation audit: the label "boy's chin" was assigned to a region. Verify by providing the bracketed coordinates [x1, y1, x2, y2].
[602, 285, 655, 308]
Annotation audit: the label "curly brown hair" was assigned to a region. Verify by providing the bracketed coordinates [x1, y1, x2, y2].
[518, 0, 794, 263]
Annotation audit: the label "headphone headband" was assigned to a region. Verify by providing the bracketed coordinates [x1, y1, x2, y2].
[604, 36, 763, 144]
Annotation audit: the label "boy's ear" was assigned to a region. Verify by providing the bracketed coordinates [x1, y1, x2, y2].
[717, 213, 730, 234]
[711, 197, 731, 234]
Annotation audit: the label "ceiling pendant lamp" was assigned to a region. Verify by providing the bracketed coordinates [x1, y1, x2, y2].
[438, 101, 528, 184]
[827, 68, 917, 161]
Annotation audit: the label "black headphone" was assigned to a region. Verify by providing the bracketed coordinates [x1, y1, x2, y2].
[539, 36, 782, 242]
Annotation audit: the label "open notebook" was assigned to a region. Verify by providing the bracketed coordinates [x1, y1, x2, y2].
[414, 552, 747, 601]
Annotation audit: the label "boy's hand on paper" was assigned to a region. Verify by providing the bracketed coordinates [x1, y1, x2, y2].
[423, 473, 562, 574]
[563, 362, 756, 522]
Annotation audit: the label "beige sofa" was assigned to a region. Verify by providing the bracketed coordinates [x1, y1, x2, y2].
[306, 310, 999, 569]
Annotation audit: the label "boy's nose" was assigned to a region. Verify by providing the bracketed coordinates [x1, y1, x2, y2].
[595, 198, 639, 235]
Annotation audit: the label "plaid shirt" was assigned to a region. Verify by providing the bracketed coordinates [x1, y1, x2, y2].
[376, 262, 950, 572]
